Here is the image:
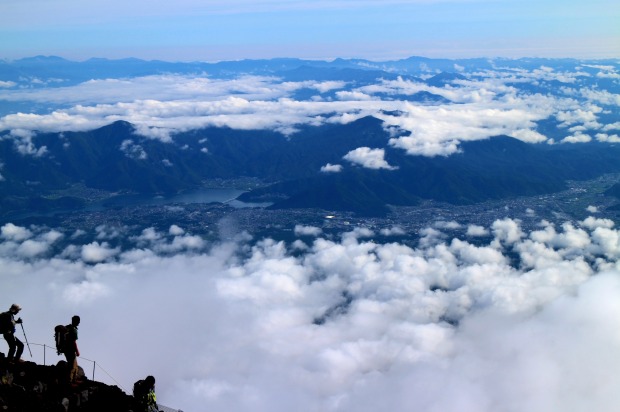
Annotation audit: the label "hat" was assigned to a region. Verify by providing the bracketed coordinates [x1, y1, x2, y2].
[10, 304, 21, 312]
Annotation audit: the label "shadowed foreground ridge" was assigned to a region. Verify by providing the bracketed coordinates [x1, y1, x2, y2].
[0, 355, 144, 411]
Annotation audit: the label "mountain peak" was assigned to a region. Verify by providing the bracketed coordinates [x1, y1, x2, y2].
[425, 72, 467, 86]
[16, 55, 70, 64]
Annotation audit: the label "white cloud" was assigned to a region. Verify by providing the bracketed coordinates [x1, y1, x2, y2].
[62, 279, 111, 305]
[0, 74, 290, 107]
[491, 218, 524, 246]
[343, 147, 397, 170]
[71, 229, 87, 239]
[167, 234, 206, 252]
[336, 90, 375, 101]
[0, 80, 16, 88]
[434, 220, 461, 230]
[580, 89, 620, 106]
[449, 237, 507, 266]
[596, 133, 620, 143]
[312, 81, 347, 93]
[590, 227, 620, 259]
[132, 228, 207, 254]
[95, 224, 123, 240]
[17, 239, 50, 258]
[134, 227, 162, 244]
[120, 139, 148, 159]
[379, 226, 405, 236]
[1, 217, 620, 411]
[466, 224, 489, 237]
[581, 216, 614, 230]
[384, 94, 556, 156]
[602, 122, 620, 132]
[41, 229, 63, 244]
[555, 105, 603, 129]
[2, 68, 605, 159]
[1, 223, 33, 241]
[320, 163, 343, 173]
[169, 225, 185, 235]
[418, 226, 445, 248]
[7, 129, 48, 157]
[81, 241, 120, 263]
[133, 125, 174, 143]
[294, 225, 322, 237]
[596, 71, 620, 79]
[561, 131, 592, 143]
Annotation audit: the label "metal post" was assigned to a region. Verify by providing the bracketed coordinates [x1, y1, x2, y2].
[20, 323, 32, 357]
[93, 361, 96, 381]
[43, 344, 46, 365]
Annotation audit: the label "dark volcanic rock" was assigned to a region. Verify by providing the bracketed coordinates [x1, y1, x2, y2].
[0, 355, 133, 411]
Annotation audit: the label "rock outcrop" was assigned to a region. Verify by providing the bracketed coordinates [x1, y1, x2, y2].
[1, 354, 134, 411]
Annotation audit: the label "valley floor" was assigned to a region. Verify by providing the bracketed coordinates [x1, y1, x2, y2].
[6, 174, 620, 247]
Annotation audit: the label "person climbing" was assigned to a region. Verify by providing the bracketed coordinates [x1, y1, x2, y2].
[0, 304, 25, 363]
[133, 375, 159, 412]
[63, 315, 80, 384]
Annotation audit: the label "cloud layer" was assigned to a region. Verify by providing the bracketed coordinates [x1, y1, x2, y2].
[2, 64, 618, 157]
[1, 215, 620, 411]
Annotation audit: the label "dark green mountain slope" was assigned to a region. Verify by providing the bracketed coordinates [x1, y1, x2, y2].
[606, 183, 620, 199]
[241, 135, 620, 215]
[2, 117, 620, 217]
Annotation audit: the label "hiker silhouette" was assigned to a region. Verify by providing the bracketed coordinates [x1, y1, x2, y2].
[133, 375, 160, 412]
[63, 315, 81, 384]
[0, 304, 24, 363]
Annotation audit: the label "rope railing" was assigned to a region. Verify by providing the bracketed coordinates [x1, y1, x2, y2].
[5, 340, 183, 411]
[28, 343, 107, 385]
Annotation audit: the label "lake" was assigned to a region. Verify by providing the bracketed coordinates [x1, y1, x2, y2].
[100, 188, 247, 208]
[4, 188, 272, 223]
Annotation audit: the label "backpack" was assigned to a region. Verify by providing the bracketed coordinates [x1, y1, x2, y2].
[0, 312, 12, 334]
[133, 379, 148, 404]
[54, 325, 67, 354]
[133, 379, 144, 397]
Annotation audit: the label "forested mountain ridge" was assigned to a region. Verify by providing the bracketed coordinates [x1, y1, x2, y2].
[3, 116, 620, 217]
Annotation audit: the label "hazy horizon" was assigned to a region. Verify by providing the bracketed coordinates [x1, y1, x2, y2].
[3, 53, 620, 64]
[1, 0, 618, 62]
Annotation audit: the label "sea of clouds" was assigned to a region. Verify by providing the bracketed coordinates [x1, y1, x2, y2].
[2, 214, 620, 411]
[1, 61, 620, 410]
[1, 64, 619, 160]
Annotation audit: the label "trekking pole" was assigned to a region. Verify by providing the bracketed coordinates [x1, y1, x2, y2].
[20, 323, 33, 357]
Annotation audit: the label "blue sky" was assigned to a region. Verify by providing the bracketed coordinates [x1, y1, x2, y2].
[1, 0, 619, 61]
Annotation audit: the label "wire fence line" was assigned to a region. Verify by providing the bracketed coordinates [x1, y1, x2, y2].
[27, 342, 122, 389]
[4, 340, 183, 411]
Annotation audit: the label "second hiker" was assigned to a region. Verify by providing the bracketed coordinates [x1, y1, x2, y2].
[64, 315, 81, 383]
[0, 304, 25, 363]
[133, 375, 159, 412]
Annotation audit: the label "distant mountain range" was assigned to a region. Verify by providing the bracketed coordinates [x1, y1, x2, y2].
[2, 55, 619, 218]
[2, 55, 617, 86]
[3, 116, 620, 218]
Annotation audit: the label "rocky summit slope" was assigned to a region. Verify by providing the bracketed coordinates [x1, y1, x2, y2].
[0, 354, 134, 411]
